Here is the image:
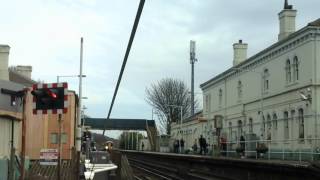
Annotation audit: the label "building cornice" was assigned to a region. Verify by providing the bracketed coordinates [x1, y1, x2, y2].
[200, 24, 320, 90]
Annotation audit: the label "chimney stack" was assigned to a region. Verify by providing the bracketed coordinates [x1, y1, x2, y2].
[0, 45, 10, 81]
[233, 40, 248, 66]
[13, 65, 33, 79]
[278, 0, 297, 41]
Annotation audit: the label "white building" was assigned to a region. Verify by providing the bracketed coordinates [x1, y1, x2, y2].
[201, 1, 320, 160]
[173, 1, 320, 160]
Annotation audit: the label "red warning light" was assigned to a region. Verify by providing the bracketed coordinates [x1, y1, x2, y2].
[46, 89, 57, 99]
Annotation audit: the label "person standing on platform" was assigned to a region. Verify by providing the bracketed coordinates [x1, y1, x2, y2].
[180, 138, 185, 153]
[199, 135, 206, 155]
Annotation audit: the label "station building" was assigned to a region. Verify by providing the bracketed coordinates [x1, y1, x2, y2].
[172, 2, 320, 159]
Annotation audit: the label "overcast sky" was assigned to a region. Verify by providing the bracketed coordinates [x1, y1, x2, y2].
[1, 0, 319, 137]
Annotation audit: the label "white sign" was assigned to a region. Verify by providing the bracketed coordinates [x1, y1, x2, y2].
[40, 149, 58, 165]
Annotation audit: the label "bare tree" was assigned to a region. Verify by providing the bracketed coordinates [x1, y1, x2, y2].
[146, 78, 196, 135]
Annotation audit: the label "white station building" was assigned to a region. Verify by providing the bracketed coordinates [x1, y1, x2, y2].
[172, 1, 320, 160]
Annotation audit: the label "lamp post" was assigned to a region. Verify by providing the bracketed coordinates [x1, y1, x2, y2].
[166, 104, 183, 153]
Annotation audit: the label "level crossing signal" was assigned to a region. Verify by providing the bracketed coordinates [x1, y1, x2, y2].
[31, 83, 68, 114]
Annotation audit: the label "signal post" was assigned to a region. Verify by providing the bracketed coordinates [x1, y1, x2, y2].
[31, 82, 68, 180]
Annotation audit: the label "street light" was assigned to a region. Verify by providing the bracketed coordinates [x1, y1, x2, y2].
[166, 104, 183, 153]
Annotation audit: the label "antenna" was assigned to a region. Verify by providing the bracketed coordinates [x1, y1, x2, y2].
[190, 40, 197, 116]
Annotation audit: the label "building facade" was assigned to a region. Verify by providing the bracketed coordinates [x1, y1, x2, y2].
[200, 2, 320, 159]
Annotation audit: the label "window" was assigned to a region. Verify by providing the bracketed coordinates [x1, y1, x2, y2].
[263, 69, 269, 91]
[62, 133, 67, 144]
[219, 89, 223, 106]
[237, 80, 243, 99]
[298, 108, 304, 139]
[285, 59, 291, 83]
[272, 113, 278, 130]
[205, 94, 211, 112]
[266, 114, 272, 140]
[248, 118, 253, 133]
[293, 56, 299, 81]
[284, 111, 289, 139]
[262, 116, 265, 138]
[50, 133, 58, 144]
[228, 122, 232, 140]
[237, 120, 243, 138]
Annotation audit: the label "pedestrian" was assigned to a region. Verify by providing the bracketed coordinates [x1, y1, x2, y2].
[141, 142, 144, 151]
[174, 140, 179, 153]
[192, 140, 198, 154]
[180, 138, 185, 153]
[220, 137, 227, 156]
[199, 135, 206, 155]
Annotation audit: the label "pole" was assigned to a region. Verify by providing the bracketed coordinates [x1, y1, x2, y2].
[57, 76, 59, 83]
[20, 92, 26, 180]
[9, 119, 15, 180]
[76, 37, 83, 152]
[57, 114, 62, 180]
[180, 106, 182, 153]
[191, 61, 195, 116]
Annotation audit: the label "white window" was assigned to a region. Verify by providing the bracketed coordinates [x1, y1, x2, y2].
[298, 108, 304, 139]
[284, 111, 289, 139]
[51, 133, 58, 144]
[237, 80, 243, 99]
[293, 56, 299, 81]
[285, 59, 291, 83]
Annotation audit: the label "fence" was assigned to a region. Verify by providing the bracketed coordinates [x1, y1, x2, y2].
[221, 138, 320, 162]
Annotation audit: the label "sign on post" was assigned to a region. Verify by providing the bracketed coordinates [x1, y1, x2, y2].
[40, 149, 58, 165]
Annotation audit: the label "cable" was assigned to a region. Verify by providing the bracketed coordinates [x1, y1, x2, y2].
[102, 0, 145, 135]
[87, 1, 146, 178]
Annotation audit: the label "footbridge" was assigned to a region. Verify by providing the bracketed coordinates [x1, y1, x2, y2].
[83, 118, 158, 151]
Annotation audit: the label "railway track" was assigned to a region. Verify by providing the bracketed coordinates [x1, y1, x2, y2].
[120, 150, 320, 180]
[128, 156, 227, 180]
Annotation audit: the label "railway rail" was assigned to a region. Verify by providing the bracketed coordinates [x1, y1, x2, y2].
[119, 150, 320, 180]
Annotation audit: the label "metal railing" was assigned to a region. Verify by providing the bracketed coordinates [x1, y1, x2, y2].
[220, 138, 320, 162]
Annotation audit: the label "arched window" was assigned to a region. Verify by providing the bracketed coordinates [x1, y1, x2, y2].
[248, 118, 253, 133]
[238, 120, 243, 138]
[262, 116, 266, 138]
[263, 69, 269, 91]
[237, 80, 243, 99]
[293, 56, 299, 81]
[219, 89, 223, 106]
[284, 111, 289, 139]
[285, 59, 291, 83]
[228, 122, 232, 140]
[298, 108, 304, 139]
[267, 114, 272, 140]
[272, 113, 278, 130]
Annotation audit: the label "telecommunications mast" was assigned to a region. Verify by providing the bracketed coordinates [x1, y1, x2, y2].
[190, 40, 197, 116]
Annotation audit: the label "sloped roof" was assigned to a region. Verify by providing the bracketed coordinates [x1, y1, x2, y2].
[308, 18, 320, 27]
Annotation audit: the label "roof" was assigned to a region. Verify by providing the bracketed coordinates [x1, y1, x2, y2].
[308, 18, 320, 27]
[200, 19, 320, 89]
[183, 110, 203, 123]
[9, 69, 36, 87]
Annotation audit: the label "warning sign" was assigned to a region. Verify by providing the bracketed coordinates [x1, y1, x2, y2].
[40, 149, 58, 165]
